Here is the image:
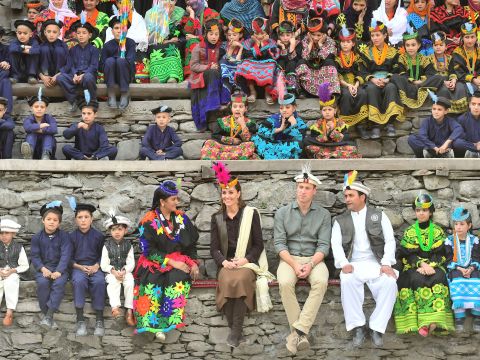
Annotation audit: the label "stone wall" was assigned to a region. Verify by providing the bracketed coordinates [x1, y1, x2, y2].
[10, 98, 428, 160]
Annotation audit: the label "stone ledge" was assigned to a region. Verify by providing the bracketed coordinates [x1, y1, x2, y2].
[0, 158, 477, 173]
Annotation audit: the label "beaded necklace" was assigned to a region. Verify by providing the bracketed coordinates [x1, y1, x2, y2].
[229, 116, 242, 138]
[340, 51, 355, 69]
[155, 209, 181, 242]
[371, 44, 388, 66]
[407, 54, 420, 80]
[464, 46, 477, 75]
[434, 54, 448, 72]
[414, 220, 434, 252]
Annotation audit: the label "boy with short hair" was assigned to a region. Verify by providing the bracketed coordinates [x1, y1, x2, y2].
[56, 14, 99, 112]
[100, 15, 135, 110]
[0, 27, 13, 115]
[100, 211, 135, 326]
[9, 19, 39, 85]
[62, 97, 117, 160]
[0, 219, 29, 326]
[31, 201, 72, 329]
[22, 89, 57, 160]
[39, 19, 68, 89]
[0, 98, 14, 159]
[69, 199, 106, 336]
[139, 105, 183, 160]
[408, 90, 464, 158]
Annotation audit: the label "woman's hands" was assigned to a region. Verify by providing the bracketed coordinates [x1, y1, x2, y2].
[222, 258, 249, 269]
[170, 259, 200, 280]
[417, 262, 435, 275]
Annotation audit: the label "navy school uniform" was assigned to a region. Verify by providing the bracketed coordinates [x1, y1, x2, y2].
[70, 227, 106, 311]
[39, 39, 68, 76]
[100, 37, 136, 93]
[0, 115, 14, 159]
[62, 122, 117, 160]
[56, 43, 99, 104]
[408, 115, 464, 158]
[139, 125, 183, 160]
[453, 111, 480, 155]
[30, 229, 73, 314]
[0, 43, 13, 114]
[9, 37, 40, 81]
[23, 114, 58, 159]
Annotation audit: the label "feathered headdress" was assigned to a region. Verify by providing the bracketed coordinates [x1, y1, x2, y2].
[318, 82, 335, 108]
[46, 200, 62, 209]
[66, 196, 77, 212]
[369, 18, 385, 32]
[40, 200, 63, 217]
[427, 89, 451, 108]
[461, 22, 477, 35]
[294, 162, 321, 187]
[27, 86, 50, 106]
[212, 162, 238, 189]
[427, 89, 438, 104]
[103, 207, 131, 229]
[402, 22, 418, 41]
[467, 82, 475, 96]
[80, 10, 87, 26]
[339, 24, 355, 42]
[343, 170, 358, 187]
[342, 170, 370, 195]
[431, 31, 446, 45]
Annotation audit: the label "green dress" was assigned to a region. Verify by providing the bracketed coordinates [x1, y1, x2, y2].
[394, 221, 454, 334]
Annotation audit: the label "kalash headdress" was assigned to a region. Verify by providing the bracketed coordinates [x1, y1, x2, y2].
[318, 82, 335, 108]
[252, 17, 268, 35]
[231, 90, 247, 104]
[338, 24, 355, 42]
[452, 207, 472, 222]
[294, 162, 321, 187]
[414, 193, 434, 209]
[427, 89, 451, 109]
[77, 90, 99, 111]
[27, 86, 50, 107]
[403, 22, 418, 41]
[342, 170, 371, 196]
[70, 11, 99, 38]
[103, 208, 132, 230]
[67, 196, 97, 215]
[307, 17, 324, 33]
[461, 22, 478, 35]
[369, 18, 385, 33]
[212, 162, 238, 189]
[278, 20, 295, 34]
[431, 31, 446, 45]
[228, 18, 244, 33]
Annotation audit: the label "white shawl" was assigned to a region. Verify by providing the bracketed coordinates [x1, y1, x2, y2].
[372, 0, 408, 45]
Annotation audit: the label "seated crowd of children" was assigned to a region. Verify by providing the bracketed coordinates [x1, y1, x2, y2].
[2, 0, 480, 159]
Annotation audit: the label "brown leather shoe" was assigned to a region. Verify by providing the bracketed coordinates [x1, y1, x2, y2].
[125, 310, 135, 327]
[111, 307, 121, 319]
[3, 312, 13, 326]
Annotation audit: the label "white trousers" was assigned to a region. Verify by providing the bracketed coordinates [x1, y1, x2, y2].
[0, 273, 20, 310]
[340, 261, 398, 333]
[105, 273, 134, 309]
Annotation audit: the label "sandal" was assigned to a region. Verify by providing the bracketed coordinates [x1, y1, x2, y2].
[428, 323, 437, 334]
[247, 94, 256, 103]
[265, 95, 274, 105]
[418, 326, 429, 337]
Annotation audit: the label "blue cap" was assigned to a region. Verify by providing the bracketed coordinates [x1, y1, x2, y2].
[452, 207, 471, 222]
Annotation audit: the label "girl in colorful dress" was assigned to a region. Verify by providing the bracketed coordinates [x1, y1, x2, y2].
[450, 22, 480, 114]
[406, 0, 433, 56]
[235, 17, 280, 104]
[359, 19, 403, 139]
[430, 32, 466, 115]
[200, 91, 258, 160]
[220, 0, 265, 35]
[295, 17, 340, 98]
[390, 27, 445, 110]
[334, 25, 368, 136]
[394, 194, 454, 336]
[430, 0, 469, 54]
[81, 0, 109, 48]
[146, 0, 185, 83]
[304, 82, 360, 159]
[269, 0, 309, 37]
[36, 0, 78, 42]
[251, 93, 307, 159]
[134, 181, 199, 342]
[276, 21, 299, 95]
[190, 19, 229, 131]
[445, 207, 480, 332]
[339, 0, 373, 45]
[220, 19, 245, 97]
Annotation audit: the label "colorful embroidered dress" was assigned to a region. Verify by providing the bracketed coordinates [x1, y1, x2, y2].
[394, 221, 455, 334]
[36, 8, 78, 41]
[251, 112, 307, 159]
[133, 209, 198, 334]
[86, 9, 109, 49]
[296, 36, 340, 96]
[304, 118, 360, 159]
[200, 115, 258, 160]
[445, 233, 480, 315]
[430, 5, 469, 54]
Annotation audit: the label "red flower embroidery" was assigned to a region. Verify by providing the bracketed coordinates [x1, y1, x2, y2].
[136, 295, 151, 316]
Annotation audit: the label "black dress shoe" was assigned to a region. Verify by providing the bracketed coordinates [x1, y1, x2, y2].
[352, 326, 365, 347]
[370, 330, 383, 348]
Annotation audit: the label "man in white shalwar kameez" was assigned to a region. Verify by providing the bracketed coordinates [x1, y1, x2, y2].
[331, 171, 398, 348]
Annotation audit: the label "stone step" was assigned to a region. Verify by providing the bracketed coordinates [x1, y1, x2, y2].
[10, 98, 431, 159]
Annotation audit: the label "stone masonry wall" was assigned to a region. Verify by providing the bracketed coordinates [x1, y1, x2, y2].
[2, 167, 480, 359]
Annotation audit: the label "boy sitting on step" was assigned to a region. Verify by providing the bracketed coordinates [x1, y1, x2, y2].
[100, 210, 135, 326]
[0, 98, 14, 159]
[9, 20, 39, 85]
[62, 95, 117, 160]
[21, 89, 57, 160]
[0, 219, 29, 327]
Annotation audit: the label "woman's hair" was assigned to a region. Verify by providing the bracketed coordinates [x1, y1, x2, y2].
[219, 181, 246, 213]
[41, 208, 63, 222]
[151, 181, 178, 210]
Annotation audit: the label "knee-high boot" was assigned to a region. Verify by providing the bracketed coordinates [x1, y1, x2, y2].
[227, 297, 247, 347]
[222, 298, 235, 328]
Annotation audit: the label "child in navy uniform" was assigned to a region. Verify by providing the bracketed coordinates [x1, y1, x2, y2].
[100, 15, 135, 110]
[0, 98, 14, 159]
[9, 20, 39, 84]
[0, 28, 13, 115]
[39, 19, 68, 89]
[31, 201, 72, 329]
[62, 97, 117, 160]
[56, 13, 99, 112]
[140, 105, 183, 160]
[100, 211, 135, 326]
[68, 199, 106, 337]
[22, 89, 57, 160]
[0, 219, 29, 327]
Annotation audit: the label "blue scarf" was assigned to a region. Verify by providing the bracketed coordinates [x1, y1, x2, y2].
[220, 0, 265, 32]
